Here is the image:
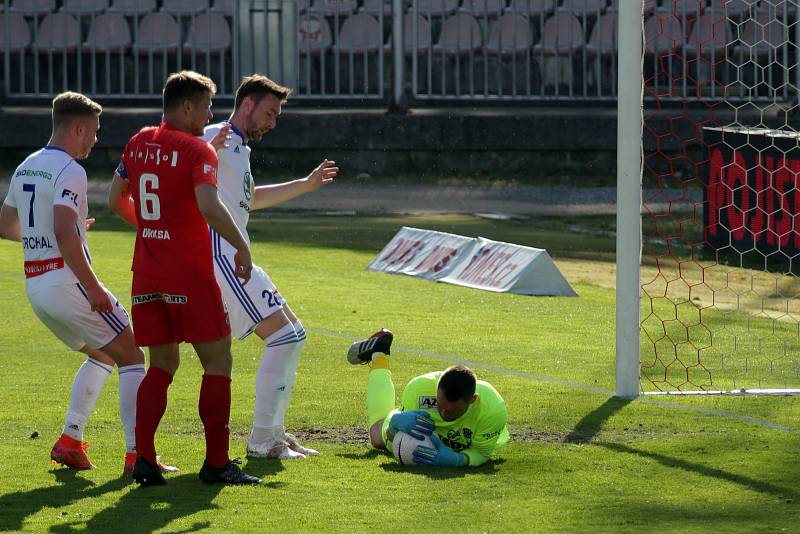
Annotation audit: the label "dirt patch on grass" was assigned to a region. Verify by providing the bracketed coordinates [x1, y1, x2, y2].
[287, 427, 371, 444]
[509, 428, 568, 443]
[229, 426, 683, 445]
[230, 427, 372, 445]
[241, 426, 569, 445]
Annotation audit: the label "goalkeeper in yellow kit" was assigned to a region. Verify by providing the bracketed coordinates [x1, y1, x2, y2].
[348, 329, 509, 467]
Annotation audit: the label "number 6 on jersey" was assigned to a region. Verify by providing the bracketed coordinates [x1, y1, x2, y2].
[140, 173, 160, 221]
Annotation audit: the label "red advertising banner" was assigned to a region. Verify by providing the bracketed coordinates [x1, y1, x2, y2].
[704, 127, 800, 271]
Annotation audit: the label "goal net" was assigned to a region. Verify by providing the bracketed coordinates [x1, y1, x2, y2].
[620, 0, 800, 395]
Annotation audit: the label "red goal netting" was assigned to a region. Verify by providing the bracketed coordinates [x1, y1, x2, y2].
[640, 0, 800, 393]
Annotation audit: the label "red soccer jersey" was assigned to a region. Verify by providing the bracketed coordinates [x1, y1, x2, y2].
[118, 122, 218, 281]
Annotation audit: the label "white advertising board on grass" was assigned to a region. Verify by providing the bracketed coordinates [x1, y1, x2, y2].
[368, 227, 576, 296]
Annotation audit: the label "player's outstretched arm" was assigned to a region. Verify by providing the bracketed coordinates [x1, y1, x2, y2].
[53, 205, 112, 312]
[108, 173, 138, 229]
[250, 159, 338, 211]
[0, 203, 21, 241]
[195, 183, 252, 282]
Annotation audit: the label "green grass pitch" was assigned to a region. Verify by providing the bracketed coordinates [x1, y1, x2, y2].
[0, 212, 798, 533]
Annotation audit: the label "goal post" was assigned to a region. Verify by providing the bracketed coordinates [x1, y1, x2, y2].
[616, 1, 644, 398]
[616, 0, 800, 396]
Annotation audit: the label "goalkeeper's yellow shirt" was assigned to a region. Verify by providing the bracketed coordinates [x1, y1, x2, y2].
[397, 371, 510, 466]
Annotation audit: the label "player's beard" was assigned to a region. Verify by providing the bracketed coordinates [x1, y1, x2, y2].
[248, 126, 269, 142]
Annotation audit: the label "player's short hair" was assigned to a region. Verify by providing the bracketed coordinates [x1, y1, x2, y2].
[438, 365, 477, 403]
[162, 70, 217, 112]
[52, 92, 102, 131]
[233, 74, 292, 111]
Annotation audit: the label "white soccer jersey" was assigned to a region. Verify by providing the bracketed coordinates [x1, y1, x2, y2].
[2, 146, 89, 291]
[202, 122, 253, 257]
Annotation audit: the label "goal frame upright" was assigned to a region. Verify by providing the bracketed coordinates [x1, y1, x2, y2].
[615, 1, 644, 399]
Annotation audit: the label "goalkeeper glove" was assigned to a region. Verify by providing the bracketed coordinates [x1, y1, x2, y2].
[389, 410, 435, 440]
[412, 433, 466, 467]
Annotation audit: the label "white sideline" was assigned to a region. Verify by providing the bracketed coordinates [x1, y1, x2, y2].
[313, 327, 800, 434]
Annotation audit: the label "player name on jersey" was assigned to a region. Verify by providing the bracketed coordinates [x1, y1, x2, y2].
[368, 227, 576, 296]
[142, 228, 171, 240]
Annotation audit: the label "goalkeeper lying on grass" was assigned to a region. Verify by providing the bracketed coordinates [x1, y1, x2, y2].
[347, 329, 509, 467]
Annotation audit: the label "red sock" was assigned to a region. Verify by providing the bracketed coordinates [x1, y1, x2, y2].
[199, 374, 232, 469]
[135, 366, 173, 464]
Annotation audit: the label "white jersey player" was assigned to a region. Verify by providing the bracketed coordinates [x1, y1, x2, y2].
[200, 75, 337, 459]
[0, 92, 174, 476]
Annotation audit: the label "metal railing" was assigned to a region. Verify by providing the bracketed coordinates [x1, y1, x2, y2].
[2, 1, 239, 98]
[0, 0, 797, 104]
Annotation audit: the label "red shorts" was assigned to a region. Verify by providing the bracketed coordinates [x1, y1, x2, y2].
[131, 273, 230, 346]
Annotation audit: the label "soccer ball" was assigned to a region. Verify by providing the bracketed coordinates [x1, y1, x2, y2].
[392, 431, 433, 466]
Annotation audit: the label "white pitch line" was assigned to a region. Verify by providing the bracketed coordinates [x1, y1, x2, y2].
[312, 327, 800, 434]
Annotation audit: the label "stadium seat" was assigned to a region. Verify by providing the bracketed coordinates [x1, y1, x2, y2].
[585, 12, 616, 90]
[585, 11, 616, 56]
[407, 0, 459, 16]
[703, 0, 756, 20]
[9, 0, 55, 16]
[733, 11, 789, 59]
[685, 13, 731, 57]
[384, 12, 432, 54]
[184, 12, 231, 52]
[757, 0, 797, 16]
[161, 0, 209, 15]
[0, 12, 31, 51]
[361, 0, 391, 16]
[459, 0, 506, 18]
[484, 13, 533, 55]
[308, 0, 358, 16]
[432, 13, 483, 55]
[209, 0, 235, 15]
[298, 14, 332, 55]
[132, 11, 179, 53]
[61, 0, 110, 15]
[684, 13, 732, 86]
[656, 0, 703, 18]
[83, 12, 131, 51]
[296, 0, 311, 13]
[557, 0, 607, 18]
[532, 13, 582, 56]
[107, 0, 156, 16]
[32, 12, 81, 52]
[532, 13, 583, 87]
[643, 13, 683, 56]
[505, 0, 555, 18]
[335, 13, 382, 54]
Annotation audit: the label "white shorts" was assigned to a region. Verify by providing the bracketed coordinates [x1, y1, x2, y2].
[213, 254, 285, 339]
[27, 283, 130, 351]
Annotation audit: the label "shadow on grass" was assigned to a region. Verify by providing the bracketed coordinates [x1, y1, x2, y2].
[241, 457, 288, 489]
[0, 469, 128, 532]
[570, 398, 798, 501]
[48, 473, 227, 534]
[564, 396, 633, 444]
[379, 458, 505, 479]
[336, 449, 385, 461]
[597, 441, 799, 501]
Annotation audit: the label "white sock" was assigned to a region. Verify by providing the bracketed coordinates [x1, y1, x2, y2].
[251, 323, 299, 444]
[118, 364, 145, 452]
[64, 358, 113, 441]
[275, 321, 307, 430]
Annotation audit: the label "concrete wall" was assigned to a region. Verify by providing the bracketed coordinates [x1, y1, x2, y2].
[0, 105, 619, 177]
[0, 104, 770, 179]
